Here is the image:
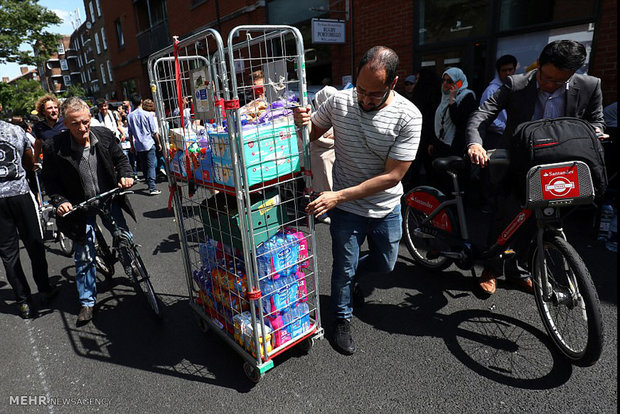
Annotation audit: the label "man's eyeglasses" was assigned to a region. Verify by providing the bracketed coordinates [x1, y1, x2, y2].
[355, 86, 391, 102]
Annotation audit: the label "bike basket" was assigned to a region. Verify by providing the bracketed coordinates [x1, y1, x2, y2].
[525, 161, 594, 208]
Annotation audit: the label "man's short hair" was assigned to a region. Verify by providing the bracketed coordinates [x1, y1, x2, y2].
[495, 54, 517, 72]
[357, 46, 399, 85]
[131, 95, 142, 107]
[62, 97, 90, 118]
[252, 69, 264, 81]
[35, 94, 59, 117]
[96, 98, 107, 106]
[538, 40, 587, 72]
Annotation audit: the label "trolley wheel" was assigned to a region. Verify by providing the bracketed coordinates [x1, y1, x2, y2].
[243, 362, 263, 383]
[298, 337, 314, 354]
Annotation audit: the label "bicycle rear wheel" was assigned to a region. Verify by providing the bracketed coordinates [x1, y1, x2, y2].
[532, 235, 603, 366]
[121, 245, 161, 318]
[403, 203, 452, 270]
[57, 231, 74, 257]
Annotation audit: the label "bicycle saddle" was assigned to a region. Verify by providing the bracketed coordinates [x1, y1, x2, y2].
[432, 156, 468, 171]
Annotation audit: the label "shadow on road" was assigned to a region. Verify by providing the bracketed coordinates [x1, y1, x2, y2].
[349, 260, 574, 389]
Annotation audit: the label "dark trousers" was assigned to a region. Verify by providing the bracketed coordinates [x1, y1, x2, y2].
[0, 192, 51, 303]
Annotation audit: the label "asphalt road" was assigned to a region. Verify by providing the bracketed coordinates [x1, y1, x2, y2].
[1, 180, 617, 413]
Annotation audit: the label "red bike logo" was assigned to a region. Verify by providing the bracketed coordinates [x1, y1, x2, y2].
[541, 166, 580, 200]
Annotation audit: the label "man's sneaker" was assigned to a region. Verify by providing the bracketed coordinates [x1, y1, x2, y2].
[149, 189, 162, 195]
[18, 303, 32, 319]
[333, 319, 355, 355]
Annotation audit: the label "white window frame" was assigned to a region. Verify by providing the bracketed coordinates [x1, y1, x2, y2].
[100, 63, 106, 85]
[57, 43, 65, 55]
[63, 75, 72, 86]
[89, 1, 95, 23]
[107, 60, 113, 82]
[60, 59, 69, 71]
[95, 33, 101, 54]
[101, 28, 107, 50]
[95, 0, 101, 17]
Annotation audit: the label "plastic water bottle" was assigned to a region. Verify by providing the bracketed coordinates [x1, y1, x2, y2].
[605, 210, 617, 252]
[598, 204, 614, 241]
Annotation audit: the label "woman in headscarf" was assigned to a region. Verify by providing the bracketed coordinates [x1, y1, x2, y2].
[428, 67, 477, 159]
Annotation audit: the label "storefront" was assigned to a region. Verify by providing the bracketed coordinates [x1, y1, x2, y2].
[414, 0, 601, 97]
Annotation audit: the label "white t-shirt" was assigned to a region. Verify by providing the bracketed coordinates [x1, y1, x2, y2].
[97, 111, 120, 139]
[312, 89, 421, 217]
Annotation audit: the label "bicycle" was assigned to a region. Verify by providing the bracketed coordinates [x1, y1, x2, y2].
[402, 150, 604, 366]
[33, 169, 74, 257]
[64, 187, 161, 318]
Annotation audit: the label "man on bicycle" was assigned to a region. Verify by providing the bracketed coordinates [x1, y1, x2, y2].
[466, 40, 606, 295]
[42, 97, 135, 325]
[294, 46, 421, 355]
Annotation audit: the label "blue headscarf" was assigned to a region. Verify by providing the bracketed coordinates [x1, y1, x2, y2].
[434, 67, 475, 146]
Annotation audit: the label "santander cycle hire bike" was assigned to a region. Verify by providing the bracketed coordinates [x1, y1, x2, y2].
[64, 188, 161, 318]
[402, 150, 603, 366]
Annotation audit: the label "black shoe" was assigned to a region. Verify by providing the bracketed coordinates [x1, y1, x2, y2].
[76, 306, 94, 326]
[333, 319, 355, 355]
[18, 303, 32, 319]
[352, 283, 365, 309]
[41, 286, 59, 305]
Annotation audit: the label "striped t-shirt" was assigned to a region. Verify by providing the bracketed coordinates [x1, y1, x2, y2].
[312, 89, 421, 217]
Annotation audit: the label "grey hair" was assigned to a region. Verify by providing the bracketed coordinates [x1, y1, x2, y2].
[62, 97, 90, 118]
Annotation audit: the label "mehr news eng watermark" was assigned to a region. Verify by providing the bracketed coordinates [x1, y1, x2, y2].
[9, 395, 112, 407]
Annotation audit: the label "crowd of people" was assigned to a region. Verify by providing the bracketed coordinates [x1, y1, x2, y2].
[0, 39, 615, 358]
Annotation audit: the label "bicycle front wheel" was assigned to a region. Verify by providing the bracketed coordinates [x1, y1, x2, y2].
[57, 231, 74, 257]
[403, 203, 452, 270]
[532, 235, 603, 366]
[121, 246, 161, 318]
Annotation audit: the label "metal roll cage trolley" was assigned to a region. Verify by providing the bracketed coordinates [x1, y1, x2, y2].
[148, 25, 323, 382]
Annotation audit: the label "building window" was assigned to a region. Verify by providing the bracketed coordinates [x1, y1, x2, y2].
[115, 19, 125, 48]
[100, 64, 106, 84]
[89, 1, 95, 23]
[57, 42, 65, 55]
[95, 0, 101, 17]
[81, 72, 86, 84]
[101, 28, 107, 50]
[417, 0, 489, 45]
[77, 55, 82, 67]
[107, 60, 113, 82]
[60, 59, 69, 71]
[95, 33, 101, 54]
[63, 75, 72, 86]
[498, 0, 596, 32]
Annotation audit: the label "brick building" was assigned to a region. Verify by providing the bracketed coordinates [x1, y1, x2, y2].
[96, 0, 615, 104]
[36, 36, 74, 94]
[2, 67, 40, 85]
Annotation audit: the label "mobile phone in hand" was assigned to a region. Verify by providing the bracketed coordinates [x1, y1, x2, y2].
[454, 79, 463, 89]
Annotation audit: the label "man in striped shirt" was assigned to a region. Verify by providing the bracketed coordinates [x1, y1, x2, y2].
[295, 46, 421, 355]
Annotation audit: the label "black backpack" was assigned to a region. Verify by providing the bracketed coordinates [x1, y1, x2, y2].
[511, 117, 608, 197]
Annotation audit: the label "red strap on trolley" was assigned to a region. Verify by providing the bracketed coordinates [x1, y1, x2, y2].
[224, 99, 240, 110]
[247, 289, 261, 301]
[173, 37, 195, 197]
[167, 183, 177, 210]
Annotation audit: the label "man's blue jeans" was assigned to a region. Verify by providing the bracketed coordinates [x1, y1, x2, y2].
[329, 205, 402, 320]
[137, 147, 157, 191]
[123, 149, 138, 176]
[74, 203, 130, 307]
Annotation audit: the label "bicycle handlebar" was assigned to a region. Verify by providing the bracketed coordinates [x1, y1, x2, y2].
[62, 188, 134, 217]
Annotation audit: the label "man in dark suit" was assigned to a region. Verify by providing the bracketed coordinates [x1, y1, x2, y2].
[42, 97, 135, 325]
[466, 40, 606, 295]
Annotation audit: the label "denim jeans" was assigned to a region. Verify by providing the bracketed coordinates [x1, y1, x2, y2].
[123, 149, 138, 176]
[137, 147, 157, 191]
[329, 204, 402, 320]
[73, 203, 130, 307]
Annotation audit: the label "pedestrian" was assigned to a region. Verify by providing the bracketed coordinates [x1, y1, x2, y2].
[294, 46, 421, 355]
[466, 39, 606, 295]
[95, 98, 125, 141]
[32, 94, 66, 161]
[142, 99, 167, 179]
[402, 74, 417, 101]
[127, 95, 162, 195]
[41, 97, 135, 325]
[0, 120, 57, 319]
[309, 85, 338, 224]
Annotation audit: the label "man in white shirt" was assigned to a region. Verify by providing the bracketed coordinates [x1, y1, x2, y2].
[95, 99, 124, 142]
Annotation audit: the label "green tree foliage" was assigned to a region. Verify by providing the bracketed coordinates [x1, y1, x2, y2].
[0, 0, 63, 65]
[0, 78, 46, 116]
[60, 84, 87, 99]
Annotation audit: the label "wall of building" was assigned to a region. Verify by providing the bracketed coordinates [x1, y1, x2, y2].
[591, 0, 617, 106]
